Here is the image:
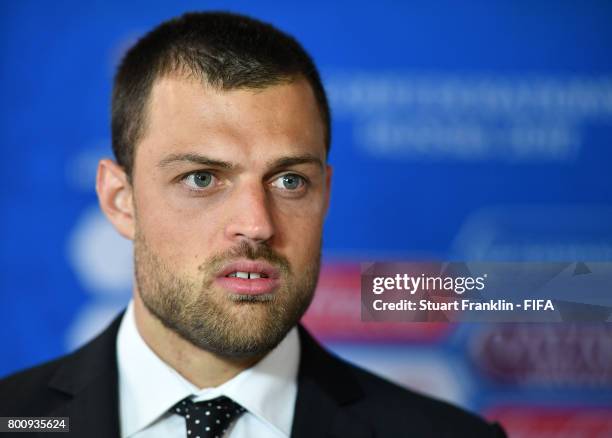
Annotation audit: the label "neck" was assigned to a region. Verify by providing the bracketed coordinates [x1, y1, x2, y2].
[132, 292, 261, 389]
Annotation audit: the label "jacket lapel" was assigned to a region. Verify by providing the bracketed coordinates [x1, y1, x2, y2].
[46, 312, 124, 438]
[291, 325, 374, 438]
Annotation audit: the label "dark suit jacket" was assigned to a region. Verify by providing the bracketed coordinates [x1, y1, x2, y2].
[0, 313, 506, 437]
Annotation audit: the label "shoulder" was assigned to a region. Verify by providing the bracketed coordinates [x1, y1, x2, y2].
[0, 312, 124, 417]
[297, 325, 505, 437]
[347, 361, 505, 436]
[0, 354, 71, 415]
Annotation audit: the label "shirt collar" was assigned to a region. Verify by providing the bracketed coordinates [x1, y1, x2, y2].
[117, 300, 300, 437]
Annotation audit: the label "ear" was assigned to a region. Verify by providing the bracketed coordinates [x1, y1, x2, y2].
[96, 159, 135, 240]
[324, 164, 333, 216]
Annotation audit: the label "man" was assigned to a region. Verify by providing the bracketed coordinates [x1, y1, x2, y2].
[0, 12, 506, 438]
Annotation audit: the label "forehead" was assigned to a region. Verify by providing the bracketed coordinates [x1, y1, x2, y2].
[136, 75, 326, 164]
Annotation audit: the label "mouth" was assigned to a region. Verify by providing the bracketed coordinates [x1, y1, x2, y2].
[215, 260, 281, 295]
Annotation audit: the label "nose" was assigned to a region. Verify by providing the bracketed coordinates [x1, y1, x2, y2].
[224, 182, 275, 244]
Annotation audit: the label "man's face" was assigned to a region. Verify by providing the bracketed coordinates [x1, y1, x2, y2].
[130, 75, 330, 357]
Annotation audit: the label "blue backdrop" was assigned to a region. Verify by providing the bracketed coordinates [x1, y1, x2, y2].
[2, 1, 611, 436]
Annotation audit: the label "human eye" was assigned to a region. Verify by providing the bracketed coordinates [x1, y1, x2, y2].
[181, 171, 217, 190]
[270, 173, 307, 192]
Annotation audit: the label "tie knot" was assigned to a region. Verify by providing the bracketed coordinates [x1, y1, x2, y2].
[171, 396, 246, 438]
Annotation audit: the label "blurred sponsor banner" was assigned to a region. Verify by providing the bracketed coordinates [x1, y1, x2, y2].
[328, 73, 612, 163]
[485, 406, 612, 438]
[472, 324, 612, 387]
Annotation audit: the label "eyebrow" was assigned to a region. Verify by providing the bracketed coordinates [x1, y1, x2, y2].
[267, 154, 324, 171]
[157, 153, 233, 169]
[157, 152, 324, 171]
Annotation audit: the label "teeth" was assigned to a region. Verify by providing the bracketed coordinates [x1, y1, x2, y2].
[227, 271, 266, 279]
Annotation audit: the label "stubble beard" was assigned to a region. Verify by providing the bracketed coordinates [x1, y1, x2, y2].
[133, 230, 320, 358]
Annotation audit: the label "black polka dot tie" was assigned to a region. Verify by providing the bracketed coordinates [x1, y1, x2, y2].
[171, 395, 247, 438]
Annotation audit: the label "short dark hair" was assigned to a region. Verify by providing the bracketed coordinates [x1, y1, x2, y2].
[112, 11, 331, 179]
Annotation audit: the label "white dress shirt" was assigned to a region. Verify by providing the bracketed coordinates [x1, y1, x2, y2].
[116, 301, 300, 438]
